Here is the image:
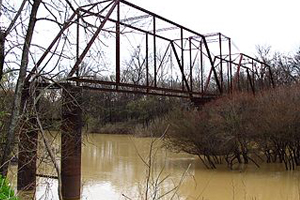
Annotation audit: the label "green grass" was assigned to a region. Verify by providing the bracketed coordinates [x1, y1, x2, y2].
[0, 175, 18, 200]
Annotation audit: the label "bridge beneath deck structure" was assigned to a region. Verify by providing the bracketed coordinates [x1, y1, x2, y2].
[19, 0, 275, 199]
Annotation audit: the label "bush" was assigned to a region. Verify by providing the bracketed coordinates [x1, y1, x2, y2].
[0, 175, 18, 200]
[164, 85, 300, 170]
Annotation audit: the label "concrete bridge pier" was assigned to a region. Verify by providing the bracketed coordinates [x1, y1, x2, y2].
[61, 84, 82, 200]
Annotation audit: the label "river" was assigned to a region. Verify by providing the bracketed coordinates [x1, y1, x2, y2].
[10, 134, 300, 200]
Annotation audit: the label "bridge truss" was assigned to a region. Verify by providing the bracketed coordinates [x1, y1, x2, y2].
[19, 0, 276, 198]
[26, 0, 274, 100]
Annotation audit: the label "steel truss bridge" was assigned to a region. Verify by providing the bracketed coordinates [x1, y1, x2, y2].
[26, 0, 274, 102]
[19, 0, 275, 199]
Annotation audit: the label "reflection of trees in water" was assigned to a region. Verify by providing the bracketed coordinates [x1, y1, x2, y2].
[35, 133, 300, 200]
[82, 134, 195, 198]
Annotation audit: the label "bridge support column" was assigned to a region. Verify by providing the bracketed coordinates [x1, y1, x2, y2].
[17, 87, 38, 193]
[61, 84, 82, 200]
[191, 97, 213, 108]
[17, 119, 38, 191]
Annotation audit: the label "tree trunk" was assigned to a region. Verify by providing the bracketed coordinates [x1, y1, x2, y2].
[0, 0, 42, 176]
[0, 30, 4, 82]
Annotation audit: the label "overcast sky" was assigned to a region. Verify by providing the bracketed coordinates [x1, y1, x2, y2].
[128, 0, 300, 56]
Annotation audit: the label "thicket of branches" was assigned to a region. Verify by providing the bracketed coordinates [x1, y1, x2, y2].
[161, 45, 300, 170]
[164, 84, 300, 170]
[36, 89, 179, 134]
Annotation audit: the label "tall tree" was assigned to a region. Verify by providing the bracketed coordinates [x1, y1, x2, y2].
[0, 0, 42, 176]
[0, 0, 28, 83]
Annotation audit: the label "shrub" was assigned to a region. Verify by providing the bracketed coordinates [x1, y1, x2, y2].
[164, 85, 300, 170]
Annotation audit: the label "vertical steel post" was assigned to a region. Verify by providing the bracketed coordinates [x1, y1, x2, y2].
[181, 28, 184, 90]
[76, 13, 80, 80]
[17, 87, 38, 191]
[200, 41, 203, 94]
[153, 16, 157, 87]
[236, 54, 243, 91]
[218, 33, 223, 91]
[61, 84, 82, 200]
[146, 33, 149, 92]
[189, 37, 192, 92]
[228, 38, 232, 93]
[246, 68, 255, 94]
[116, 1, 120, 89]
[252, 60, 255, 92]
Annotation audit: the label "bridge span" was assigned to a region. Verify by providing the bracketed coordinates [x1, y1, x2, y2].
[19, 0, 275, 199]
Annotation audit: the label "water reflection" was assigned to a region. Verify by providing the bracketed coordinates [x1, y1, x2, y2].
[81, 134, 191, 199]
[9, 134, 300, 200]
[81, 134, 300, 200]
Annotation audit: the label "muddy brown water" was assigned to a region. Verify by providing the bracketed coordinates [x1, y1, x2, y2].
[8, 134, 300, 200]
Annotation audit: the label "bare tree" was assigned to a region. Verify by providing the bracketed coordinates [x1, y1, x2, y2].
[0, 0, 28, 83]
[0, 0, 42, 177]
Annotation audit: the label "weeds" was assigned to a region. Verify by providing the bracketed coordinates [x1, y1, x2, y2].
[123, 125, 191, 200]
[0, 175, 18, 200]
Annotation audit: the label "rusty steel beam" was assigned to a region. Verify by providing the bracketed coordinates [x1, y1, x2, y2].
[76, 14, 80, 79]
[81, 85, 195, 98]
[235, 54, 243, 91]
[181, 28, 184, 91]
[219, 33, 223, 91]
[170, 42, 192, 97]
[153, 16, 157, 87]
[25, 0, 274, 105]
[116, 1, 120, 88]
[25, 12, 77, 83]
[189, 37, 193, 92]
[252, 59, 255, 91]
[240, 53, 273, 68]
[36, 174, 58, 179]
[79, 84, 219, 99]
[68, 77, 206, 97]
[213, 53, 274, 93]
[200, 41, 204, 93]
[157, 43, 171, 74]
[121, 14, 150, 22]
[146, 33, 149, 92]
[215, 56, 252, 71]
[228, 38, 232, 93]
[156, 26, 179, 32]
[204, 58, 215, 93]
[119, 0, 206, 38]
[68, 0, 119, 77]
[37, 81, 213, 99]
[202, 37, 222, 94]
[79, 8, 173, 42]
[246, 68, 255, 94]
[80, 0, 114, 10]
[82, 0, 115, 18]
[61, 84, 82, 199]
